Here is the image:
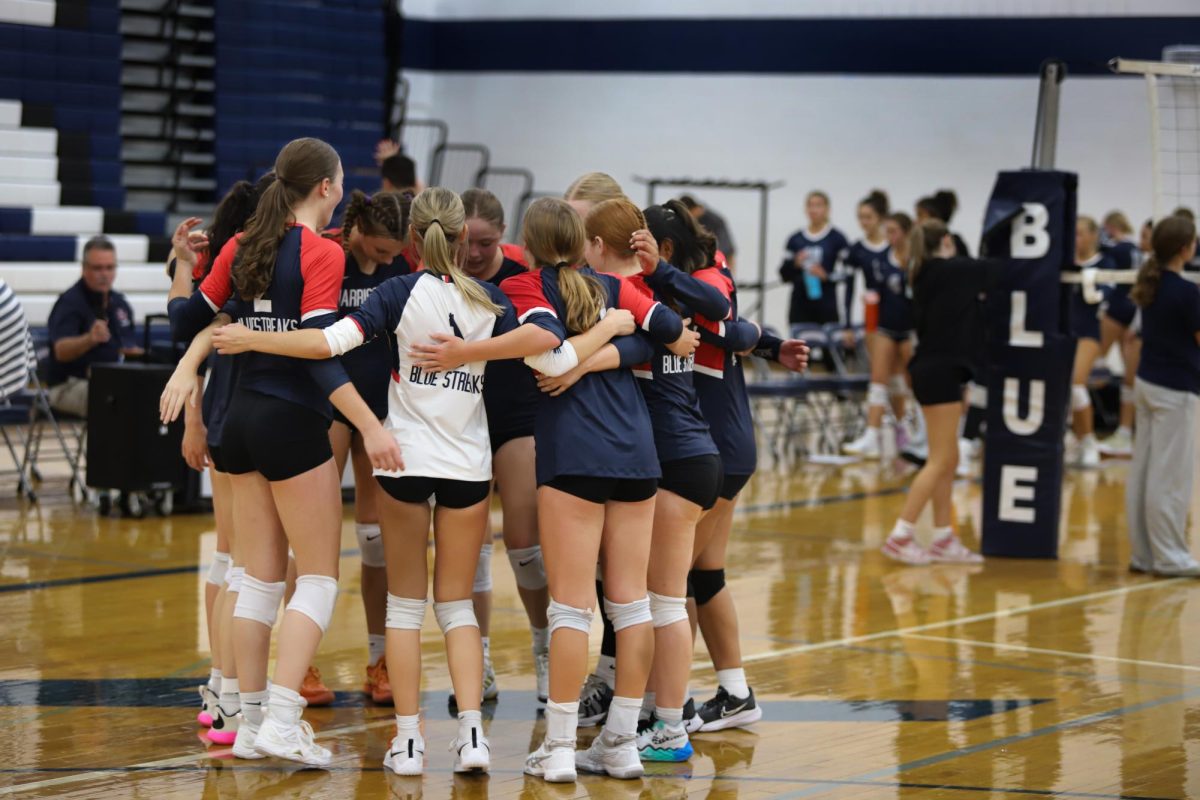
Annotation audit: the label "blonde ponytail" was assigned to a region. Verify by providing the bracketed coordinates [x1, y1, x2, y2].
[411, 187, 502, 316]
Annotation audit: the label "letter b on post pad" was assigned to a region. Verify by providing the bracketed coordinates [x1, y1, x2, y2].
[980, 171, 1077, 558]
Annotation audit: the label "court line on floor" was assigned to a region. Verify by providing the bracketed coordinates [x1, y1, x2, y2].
[693, 576, 1188, 671]
[773, 683, 1200, 799]
[903, 633, 1200, 674]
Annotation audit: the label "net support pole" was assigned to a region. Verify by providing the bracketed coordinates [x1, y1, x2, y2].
[1145, 72, 1163, 221]
[1031, 59, 1066, 169]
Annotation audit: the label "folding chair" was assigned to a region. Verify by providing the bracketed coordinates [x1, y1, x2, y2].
[19, 329, 88, 500]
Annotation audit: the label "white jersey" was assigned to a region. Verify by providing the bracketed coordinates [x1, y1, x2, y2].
[324, 270, 517, 481]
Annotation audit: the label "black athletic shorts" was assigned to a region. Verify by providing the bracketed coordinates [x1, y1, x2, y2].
[219, 389, 332, 482]
[543, 474, 659, 505]
[376, 475, 491, 509]
[208, 444, 229, 474]
[718, 472, 753, 502]
[659, 453, 723, 510]
[908, 360, 973, 407]
[489, 427, 534, 456]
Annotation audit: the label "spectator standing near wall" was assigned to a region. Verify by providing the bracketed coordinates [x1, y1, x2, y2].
[679, 195, 736, 271]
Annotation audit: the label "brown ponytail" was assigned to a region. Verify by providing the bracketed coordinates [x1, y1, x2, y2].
[1133, 215, 1197, 307]
[339, 189, 409, 252]
[909, 219, 949, 282]
[233, 138, 339, 300]
[522, 197, 606, 334]
[411, 187, 502, 316]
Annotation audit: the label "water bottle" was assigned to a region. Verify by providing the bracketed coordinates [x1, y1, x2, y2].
[803, 245, 824, 300]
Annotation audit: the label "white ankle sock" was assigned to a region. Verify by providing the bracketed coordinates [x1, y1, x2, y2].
[531, 625, 549, 652]
[395, 713, 421, 738]
[932, 526, 954, 544]
[219, 677, 241, 713]
[716, 668, 749, 699]
[605, 696, 641, 738]
[890, 519, 916, 541]
[640, 691, 656, 718]
[208, 668, 222, 692]
[240, 689, 267, 725]
[458, 708, 482, 740]
[368, 634, 386, 665]
[655, 705, 684, 730]
[546, 700, 578, 742]
[267, 684, 304, 727]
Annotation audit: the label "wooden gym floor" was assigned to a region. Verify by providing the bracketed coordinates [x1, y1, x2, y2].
[1, 456, 1199, 799]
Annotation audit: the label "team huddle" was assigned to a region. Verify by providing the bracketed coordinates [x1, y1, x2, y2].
[159, 137, 809, 781]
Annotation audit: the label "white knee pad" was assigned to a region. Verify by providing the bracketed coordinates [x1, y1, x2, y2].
[356, 523, 385, 568]
[233, 574, 286, 627]
[1120, 384, 1135, 405]
[226, 565, 246, 594]
[1071, 384, 1091, 411]
[473, 543, 493, 593]
[967, 381, 988, 409]
[648, 592, 689, 628]
[287, 574, 339, 634]
[386, 594, 427, 630]
[207, 552, 231, 587]
[433, 599, 478, 634]
[867, 381, 889, 407]
[506, 545, 548, 591]
[548, 598, 594, 635]
[603, 596, 653, 632]
[888, 375, 910, 398]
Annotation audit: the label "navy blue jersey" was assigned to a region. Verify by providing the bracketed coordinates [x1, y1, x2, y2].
[1101, 238, 1140, 299]
[171, 226, 348, 417]
[1138, 270, 1200, 394]
[778, 226, 850, 324]
[501, 266, 685, 485]
[481, 257, 538, 442]
[628, 266, 721, 463]
[46, 280, 137, 385]
[1068, 252, 1116, 341]
[689, 267, 757, 476]
[336, 246, 410, 420]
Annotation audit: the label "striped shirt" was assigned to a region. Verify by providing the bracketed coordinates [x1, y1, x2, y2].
[0, 278, 34, 401]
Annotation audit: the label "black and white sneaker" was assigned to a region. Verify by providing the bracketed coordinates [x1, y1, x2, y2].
[687, 687, 763, 733]
[577, 673, 613, 727]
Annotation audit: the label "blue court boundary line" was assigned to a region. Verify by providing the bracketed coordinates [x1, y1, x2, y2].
[0, 483, 914, 595]
[0, 766, 1178, 799]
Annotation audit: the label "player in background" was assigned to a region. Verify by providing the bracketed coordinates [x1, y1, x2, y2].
[1065, 216, 1116, 468]
[1098, 211, 1143, 457]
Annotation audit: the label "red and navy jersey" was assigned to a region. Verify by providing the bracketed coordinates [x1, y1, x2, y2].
[689, 266, 757, 476]
[500, 265, 684, 485]
[173, 225, 348, 416]
[482, 257, 538, 441]
[334, 241, 411, 420]
[631, 262, 729, 463]
[778, 226, 850, 324]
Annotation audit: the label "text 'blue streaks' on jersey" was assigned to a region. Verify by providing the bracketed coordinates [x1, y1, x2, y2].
[501, 266, 678, 485]
[332, 270, 517, 482]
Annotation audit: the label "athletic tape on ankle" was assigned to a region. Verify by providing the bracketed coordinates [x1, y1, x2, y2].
[386, 594, 427, 630]
[648, 592, 689, 628]
[355, 523, 385, 568]
[1071, 384, 1092, 411]
[603, 596, 652, 631]
[506, 545, 547, 590]
[207, 552, 231, 587]
[473, 543, 493, 593]
[433, 599, 478, 633]
[548, 598, 593, 635]
[867, 382, 889, 407]
[286, 574, 339, 633]
[233, 574, 286, 627]
[226, 565, 245, 594]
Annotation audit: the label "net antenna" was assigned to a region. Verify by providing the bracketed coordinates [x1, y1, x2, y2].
[1112, 46, 1200, 222]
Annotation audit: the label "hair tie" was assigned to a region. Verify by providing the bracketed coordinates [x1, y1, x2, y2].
[364, 196, 372, 206]
[553, 261, 570, 269]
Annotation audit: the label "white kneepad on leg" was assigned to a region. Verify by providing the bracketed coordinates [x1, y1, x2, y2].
[888, 375, 910, 399]
[287, 574, 339, 634]
[207, 552, 231, 587]
[506, 545, 547, 590]
[226, 565, 246, 594]
[386, 594, 427, 630]
[648, 592, 688, 628]
[233, 574, 286, 627]
[603, 596, 652, 631]
[1071, 384, 1092, 412]
[434, 599, 478, 634]
[355, 523, 386, 568]
[473, 543, 493, 593]
[547, 598, 593, 635]
[867, 382, 889, 408]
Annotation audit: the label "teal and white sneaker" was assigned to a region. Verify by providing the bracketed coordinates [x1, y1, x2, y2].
[636, 719, 693, 762]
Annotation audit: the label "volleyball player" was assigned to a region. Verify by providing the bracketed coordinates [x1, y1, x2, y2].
[779, 191, 850, 333]
[843, 194, 915, 458]
[459, 188, 550, 704]
[1065, 216, 1116, 468]
[326, 190, 411, 704]
[168, 138, 404, 767]
[882, 220, 996, 565]
[915, 190, 970, 257]
[1098, 211, 1143, 457]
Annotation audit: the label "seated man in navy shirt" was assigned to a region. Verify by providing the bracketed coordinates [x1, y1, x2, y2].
[47, 236, 142, 416]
